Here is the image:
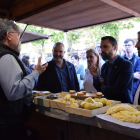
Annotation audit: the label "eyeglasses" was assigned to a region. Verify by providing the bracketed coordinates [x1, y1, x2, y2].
[10, 32, 20, 38]
[124, 44, 132, 47]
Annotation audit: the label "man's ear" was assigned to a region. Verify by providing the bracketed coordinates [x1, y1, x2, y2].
[6, 32, 12, 41]
[114, 45, 117, 51]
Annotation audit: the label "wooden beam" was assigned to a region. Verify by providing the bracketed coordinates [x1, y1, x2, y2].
[100, 0, 140, 17]
[9, 0, 72, 20]
[9, 0, 59, 19]
[0, 8, 9, 18]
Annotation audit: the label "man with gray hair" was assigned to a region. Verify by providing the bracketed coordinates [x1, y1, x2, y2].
[0, 19, 48, 139]
[37, 42, 80, 93]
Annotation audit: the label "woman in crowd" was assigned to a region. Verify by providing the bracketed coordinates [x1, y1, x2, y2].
[71, 54, 85, 80]
[81, 49, 104, 93]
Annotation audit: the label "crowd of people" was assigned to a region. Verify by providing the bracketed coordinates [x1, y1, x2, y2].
[0, 19, 140, 139]
[19, 35, 140, 105]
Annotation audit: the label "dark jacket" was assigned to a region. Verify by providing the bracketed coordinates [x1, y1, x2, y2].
[122, 53, 139, 66]
[36, 60, 80, 93]
[122, 53, 140, 98]
[132, 58, 140, 96]
[93, 55, 133, 103]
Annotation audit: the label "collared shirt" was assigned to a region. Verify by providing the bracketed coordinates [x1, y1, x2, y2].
[106, 55, 119, 86]
[54, 59, 70, 92]
[124, 53, 135, 66]
[0, 54, 39, 101]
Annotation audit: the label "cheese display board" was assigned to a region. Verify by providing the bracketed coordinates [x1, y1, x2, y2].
[50, 98, 70, 111]
[66, 101, 121, 117]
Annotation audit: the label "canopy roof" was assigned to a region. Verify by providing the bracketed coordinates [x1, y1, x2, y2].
[21, 30, 51, 44]
[0, 0, 140, 31]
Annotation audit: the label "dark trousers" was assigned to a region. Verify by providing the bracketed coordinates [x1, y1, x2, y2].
[0, 124, 28, 140]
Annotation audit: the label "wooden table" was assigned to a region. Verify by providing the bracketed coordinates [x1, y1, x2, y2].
[25, 105, 140, 140]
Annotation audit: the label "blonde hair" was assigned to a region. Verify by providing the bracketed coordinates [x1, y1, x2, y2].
[86, 48, 101, 76]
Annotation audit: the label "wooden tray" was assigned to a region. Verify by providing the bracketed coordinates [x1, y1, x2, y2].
[34, 96, 50, 107]
[66, 101, 121, 117]
[50, 99, 69, 111]
[71, 93, 103, 99]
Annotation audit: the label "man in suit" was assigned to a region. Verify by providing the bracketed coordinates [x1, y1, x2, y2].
[122, 38, 140, 98]
[122, 38, 139, 66]
[92, 36, 133, 103]
[134, 31, 140, 104]
[36, 42, 80, 93]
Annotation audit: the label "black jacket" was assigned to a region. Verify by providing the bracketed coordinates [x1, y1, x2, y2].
[36, 60, 80, 93]
[94, 55, 133, 103]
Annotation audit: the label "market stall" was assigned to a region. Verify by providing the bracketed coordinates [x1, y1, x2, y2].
[25, 92, 140, 140]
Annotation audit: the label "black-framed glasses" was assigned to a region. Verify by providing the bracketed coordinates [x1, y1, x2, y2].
[124, 44, 132, 47]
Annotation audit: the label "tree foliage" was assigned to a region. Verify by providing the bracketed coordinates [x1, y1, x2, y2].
[17, 17, 140, 51]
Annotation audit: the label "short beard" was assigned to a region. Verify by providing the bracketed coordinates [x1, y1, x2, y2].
[16, 41, 21, 52]
[102, 51, 113, 60]
[53, 56, 63, 63]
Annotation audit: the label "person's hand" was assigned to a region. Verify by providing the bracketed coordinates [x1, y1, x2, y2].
[89, 65, 98, 78]
[134, 72, 140, 79]
[30, 66, 35, 71]
[34, 57, 48, 75]
[100, 76, 105, 89]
